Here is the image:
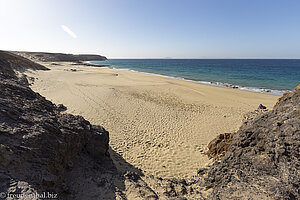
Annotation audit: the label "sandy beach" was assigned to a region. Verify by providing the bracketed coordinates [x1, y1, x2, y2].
[26, 62, 278, 178]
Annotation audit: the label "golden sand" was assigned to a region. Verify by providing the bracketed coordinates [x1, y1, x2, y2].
[26, 62, 278, 178]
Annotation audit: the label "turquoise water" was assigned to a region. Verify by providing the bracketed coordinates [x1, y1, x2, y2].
[90, 59, 300, 95]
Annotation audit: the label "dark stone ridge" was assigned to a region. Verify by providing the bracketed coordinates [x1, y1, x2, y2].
[0, 50, 49, 76]
[11, 51, 107, 62]
[0, 51, 109, 198]
[206, 109, 270, 160]
[204, 85, 300, 199]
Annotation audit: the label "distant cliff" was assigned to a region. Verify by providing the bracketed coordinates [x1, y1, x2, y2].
[12, 51, 107, 62]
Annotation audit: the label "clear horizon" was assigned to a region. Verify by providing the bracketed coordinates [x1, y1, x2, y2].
[1, 0, 300, 58]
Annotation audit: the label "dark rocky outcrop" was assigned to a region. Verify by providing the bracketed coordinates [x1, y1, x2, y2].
[0, 51, 109, 199]
[0, 51, 48, 77]
[204, 86, 300, 199]
[12, 51, 107, 62]
[206, 109, 269, 160]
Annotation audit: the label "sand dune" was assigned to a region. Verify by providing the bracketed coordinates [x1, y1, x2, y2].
[26, 62, 278, 178]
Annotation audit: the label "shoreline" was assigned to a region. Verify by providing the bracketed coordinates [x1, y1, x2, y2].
[26, 62, 279, 178]
[110, 67, 289, 96]
[88, 60, 293, 96]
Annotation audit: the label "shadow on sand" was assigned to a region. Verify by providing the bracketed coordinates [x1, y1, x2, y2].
[0, 148, 144, 200]
[61, 147, 144, 199]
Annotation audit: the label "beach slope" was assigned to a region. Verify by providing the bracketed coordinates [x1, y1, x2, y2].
[27, 62, 278, 178]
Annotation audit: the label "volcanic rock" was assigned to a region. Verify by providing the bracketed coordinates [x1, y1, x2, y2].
[205, 84, 300, 199]
[0, 51, 109, 198]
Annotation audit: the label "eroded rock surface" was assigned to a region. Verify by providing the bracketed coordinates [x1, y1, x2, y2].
[0, 51, 109, 199]
[206, 132, 234, 159]
[205, 87, 300, 199]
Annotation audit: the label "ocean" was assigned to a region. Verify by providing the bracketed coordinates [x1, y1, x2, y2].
[89, 59, 300, 95]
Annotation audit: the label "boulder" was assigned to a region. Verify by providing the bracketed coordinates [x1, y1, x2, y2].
[206, 132, 234, 159]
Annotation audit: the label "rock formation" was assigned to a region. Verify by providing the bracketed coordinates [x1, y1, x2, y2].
[12, 51, 107, 62]
[206, 132, 234, 159]
[204, 86, 300, 199]
[0, 51, 109, 199]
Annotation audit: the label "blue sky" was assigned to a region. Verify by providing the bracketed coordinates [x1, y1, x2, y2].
[0, 0, 300, 58]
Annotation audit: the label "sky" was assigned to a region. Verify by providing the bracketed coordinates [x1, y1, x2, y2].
[0, 0, 300, 58]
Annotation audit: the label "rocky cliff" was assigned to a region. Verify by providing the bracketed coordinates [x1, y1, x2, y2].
[204, 86, 300, 199]
[12, 51, 107, 62]
[0, 51, 109, 199]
